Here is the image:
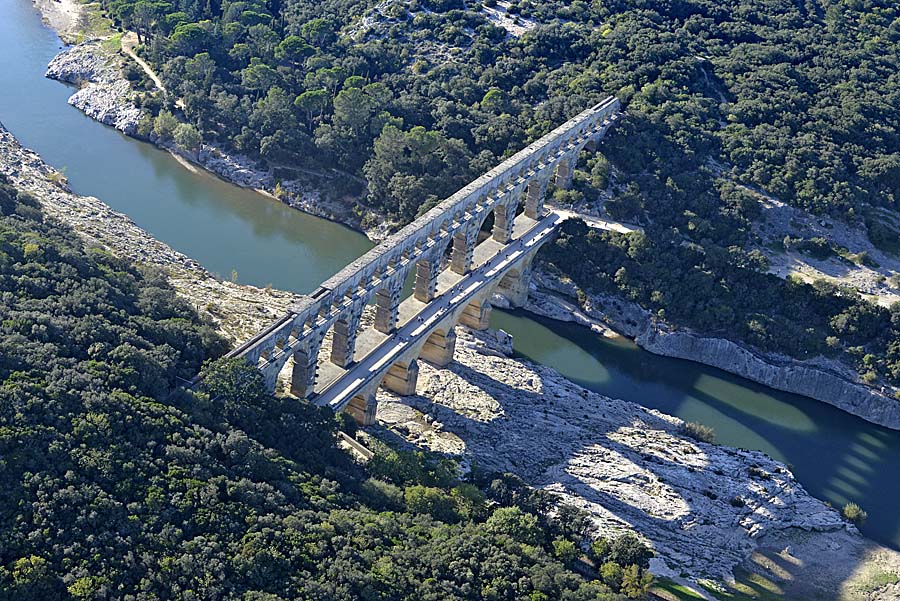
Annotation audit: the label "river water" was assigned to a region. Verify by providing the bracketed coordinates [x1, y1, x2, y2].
[4, 0, 900, 550]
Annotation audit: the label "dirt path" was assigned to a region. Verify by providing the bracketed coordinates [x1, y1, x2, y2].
[120, 31, 168, 93]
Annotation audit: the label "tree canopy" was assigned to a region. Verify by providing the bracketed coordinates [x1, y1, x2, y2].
[0, 173, 651, 598]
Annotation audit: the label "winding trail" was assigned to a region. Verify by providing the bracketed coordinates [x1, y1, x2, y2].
[121, 31, 170, 97]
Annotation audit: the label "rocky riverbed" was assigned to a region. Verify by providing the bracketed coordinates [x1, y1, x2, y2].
[0, 121, 300, 343]
[375, 327, 900, 599]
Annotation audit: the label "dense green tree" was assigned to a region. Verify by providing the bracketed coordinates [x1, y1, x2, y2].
[0, 174, 639, 599]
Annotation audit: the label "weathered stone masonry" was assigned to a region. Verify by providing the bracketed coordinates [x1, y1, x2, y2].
[225, 97, 621, 422]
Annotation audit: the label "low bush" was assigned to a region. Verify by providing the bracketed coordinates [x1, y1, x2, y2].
[842, 502, 868, 525]
[680, 421, 716, 444]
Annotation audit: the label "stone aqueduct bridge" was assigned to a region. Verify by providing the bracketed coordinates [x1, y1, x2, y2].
[226, 96, 621, 423]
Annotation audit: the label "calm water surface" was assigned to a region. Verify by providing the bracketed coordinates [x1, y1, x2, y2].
[5, 0, 900, 550]
[491, 310, 900, 549]
[0, 0, 372, 291]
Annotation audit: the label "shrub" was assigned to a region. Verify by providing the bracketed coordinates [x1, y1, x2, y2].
[794, 236, 835, 260]
[336, 411, 358, 436]
[680, 421, 715, 443]
[484, 507, 543, 545]
[600, 562, 623, 590]
[608, 533, 654, 569]
[404, 485, 459, 522]
[552, 538, 578, 563]
[842, 502, 868, 525]
[589, 537, 610, 563]
[174, 123, 202, 153]
[620, 564, 654, 598]
[153, 109, 179, 140]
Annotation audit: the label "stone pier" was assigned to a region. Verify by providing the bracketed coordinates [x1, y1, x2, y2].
[290, 345, 319, 399]
[492, 203, 518, 244]
[451, 226, 478, 274]
[414, 258, 441, 303]
[345, 391, 377, 425]
[330, 310, 361, 367]
[374, 281, 402, 334]
[420, 328, 458, 367]
[459, 300, 492, 330]
[555, 158, 573, 189]
[524, 180, 547, 219]
[381, 360, 419, 396]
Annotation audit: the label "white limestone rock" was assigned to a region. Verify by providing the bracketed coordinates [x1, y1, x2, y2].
[46, 41, 143, 136]
[375, 327, 853, 582]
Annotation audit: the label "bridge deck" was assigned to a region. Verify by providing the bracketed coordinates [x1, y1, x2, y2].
[299, 211, 543, 394]
[311, 211, 564, 412]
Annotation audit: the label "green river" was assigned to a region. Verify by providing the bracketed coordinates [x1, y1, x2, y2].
[4, 0, 899, 550]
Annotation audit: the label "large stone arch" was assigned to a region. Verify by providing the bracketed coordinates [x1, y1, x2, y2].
[221, 96, 622, 409]
[419, 326, 457, 367]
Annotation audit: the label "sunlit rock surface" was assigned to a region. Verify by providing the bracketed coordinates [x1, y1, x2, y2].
[376, 327, 849, 581]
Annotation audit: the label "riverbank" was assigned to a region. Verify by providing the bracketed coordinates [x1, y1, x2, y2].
[33, 0, 391, 242]
[374, 327, 900, 599]
[523, 269, 900, 431]
[41, 0, 893, 434]
[0, 121, 300, 344]
[31, 0, 83, 43]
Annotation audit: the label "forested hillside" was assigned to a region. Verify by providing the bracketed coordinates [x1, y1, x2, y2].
[95, 0, 900, 385]
[544, 219, 900, 386]
[0, 173, 652, 599]
[104, 0, 899, 225]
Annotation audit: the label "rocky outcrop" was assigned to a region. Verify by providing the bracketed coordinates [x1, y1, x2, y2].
[46, 41, 144, 135]
[0, 121, 300, 343]
[43, 39, 392, 240]
[528, 270, 900, 430]
[194, 145, 272, 189]
[637, 327, 900, 429]
[376, 327, 861, 585]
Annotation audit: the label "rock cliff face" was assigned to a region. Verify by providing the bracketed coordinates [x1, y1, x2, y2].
[529, 271, 900, 430]
[46, 41, 144, 135]
[636, 327, 900, 428]
[375, 328, 856, 585]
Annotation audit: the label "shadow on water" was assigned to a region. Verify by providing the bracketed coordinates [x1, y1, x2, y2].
[4, 0, 899, 579]
[491, 308, 900, 551]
